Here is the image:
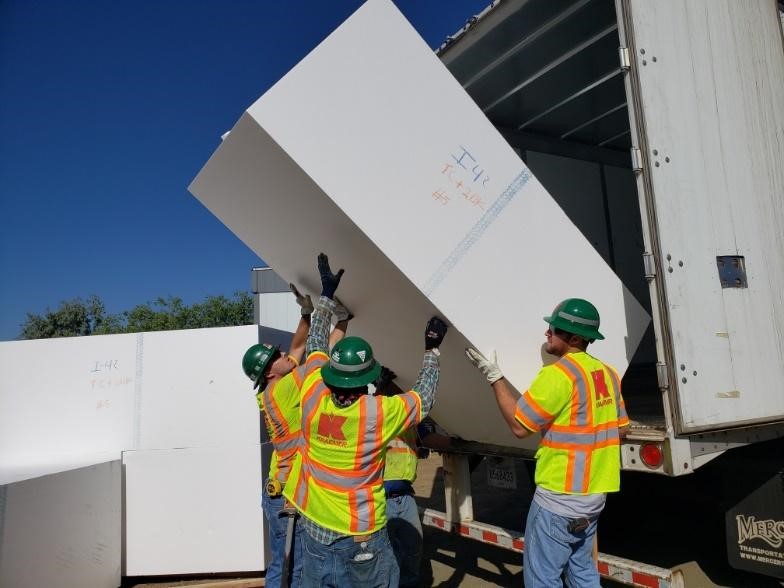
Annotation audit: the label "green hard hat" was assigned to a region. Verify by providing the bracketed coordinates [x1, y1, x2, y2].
[321, 336, 382, 389]
[242, 343, 280, 389]
[544, 298, 605, 341]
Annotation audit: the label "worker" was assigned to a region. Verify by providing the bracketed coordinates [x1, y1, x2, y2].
[374, 368, 451, 588]
[283, 253, 448, 588]
[465, 298, 629, 588]
[241, 283, 351, 588]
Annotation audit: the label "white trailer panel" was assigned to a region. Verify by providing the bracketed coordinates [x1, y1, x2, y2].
[625, 0, 784, 431]
[189, 0, 650, 448]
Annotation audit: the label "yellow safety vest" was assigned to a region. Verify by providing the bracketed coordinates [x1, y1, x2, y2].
[256, 356, 301, 486]
[384, 427, 418, 483]
[283, 352, 423, 535]
[514, 351, 629, 494]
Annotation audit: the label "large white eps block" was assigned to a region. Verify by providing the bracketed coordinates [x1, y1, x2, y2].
[0, 461, 121, 588]
[123, 445, 265, 575]
[0, 325, 261, 485]
[190, 0, 650, 448]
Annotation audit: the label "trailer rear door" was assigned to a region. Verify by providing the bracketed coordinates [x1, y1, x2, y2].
[620, 0, 784, 432]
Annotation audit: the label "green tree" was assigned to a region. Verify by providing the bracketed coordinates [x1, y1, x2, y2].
[20, 295, 108, 339]
[19, 292, 254, 339]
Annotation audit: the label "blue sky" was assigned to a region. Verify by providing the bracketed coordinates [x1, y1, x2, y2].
[0, 0, 488, 340]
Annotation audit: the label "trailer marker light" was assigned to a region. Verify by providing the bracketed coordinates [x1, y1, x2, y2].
[640, 443, 663, 468]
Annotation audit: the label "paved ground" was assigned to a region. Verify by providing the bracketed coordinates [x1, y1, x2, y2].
[132, 452, 782, 587]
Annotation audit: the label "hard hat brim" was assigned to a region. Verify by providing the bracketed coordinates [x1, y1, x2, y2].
[321, 361, 382, 389]
[543, 315, 605, 341]
[251, 344, 280, 389]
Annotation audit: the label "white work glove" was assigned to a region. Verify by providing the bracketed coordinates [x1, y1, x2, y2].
[465, 348, 504, 384]
[289, 283, 314, 316]
[333, 297, 353, 322]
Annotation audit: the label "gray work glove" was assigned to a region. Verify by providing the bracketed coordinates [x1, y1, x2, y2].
[465, 348, 504, 384]
[318, 253, 344, 299]
[333, 297, 354, 322]
[289, 283, 314, 316]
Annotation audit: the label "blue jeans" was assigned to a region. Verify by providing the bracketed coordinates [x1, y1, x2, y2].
[523, 500, 600, 588]
[385, 494, 422, 588]
[262, 492, 303, 588]
[300, 526, 399, 588]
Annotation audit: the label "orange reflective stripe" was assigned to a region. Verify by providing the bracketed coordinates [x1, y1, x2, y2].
[553, 360, 579, 426]
[305, 351, 328, 376]
[582, 450, 593, 493]
[263, 389, 289, 438]
[561, 355, 593, 427]
[565, 451, 576, 493]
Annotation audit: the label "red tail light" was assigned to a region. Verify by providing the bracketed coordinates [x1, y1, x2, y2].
[640, 442, 663, 468]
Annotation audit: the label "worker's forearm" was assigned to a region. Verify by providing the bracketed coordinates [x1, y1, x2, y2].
[412, 351, 440, 415]
[288, 315, 310, 362]
[492, 378, 531, 438]
[305, 296, 336, 356]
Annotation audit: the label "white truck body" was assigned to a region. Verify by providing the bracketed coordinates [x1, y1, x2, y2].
[435, 0, 784, 479]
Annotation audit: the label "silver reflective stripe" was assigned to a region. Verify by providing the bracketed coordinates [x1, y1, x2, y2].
[558, 310, 599, 326]
[569, 450, 588, 493]
[274, 436, 299, 452]
[302, 381, 327, 422]
[546, 428, 619, 446]
[354, 487, 373, 533]
[356, 397, 380, 471]
[330, 358, 373, 373]
[294, 463, 308, 506]
[399, 393, 420, 421]
[306, 458, 382, 489]
[516, 396, 549, 428]
[557, 358, 589, 426]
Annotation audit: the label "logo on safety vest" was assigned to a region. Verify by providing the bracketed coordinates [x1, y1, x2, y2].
[317, 413, 348, 447]
[591, 370, 614, 408]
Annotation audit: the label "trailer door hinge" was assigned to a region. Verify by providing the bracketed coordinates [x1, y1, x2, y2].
[631, 147, 643, 173]
[619, 46, 631, 71]
[643, 253, 656, 281]
[656, 362, 670, 391]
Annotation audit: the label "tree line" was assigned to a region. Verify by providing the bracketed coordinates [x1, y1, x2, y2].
[19, 292, 254, 340]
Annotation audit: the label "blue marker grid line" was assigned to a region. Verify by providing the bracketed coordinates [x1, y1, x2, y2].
[423, 168, 532, 296]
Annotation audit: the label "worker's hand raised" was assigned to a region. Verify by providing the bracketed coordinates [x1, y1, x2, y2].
[318, 253, 344, 299]
[290, 283, 314, 316]
[425, 316, 448, 350]
[465, 348, 503, 384]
